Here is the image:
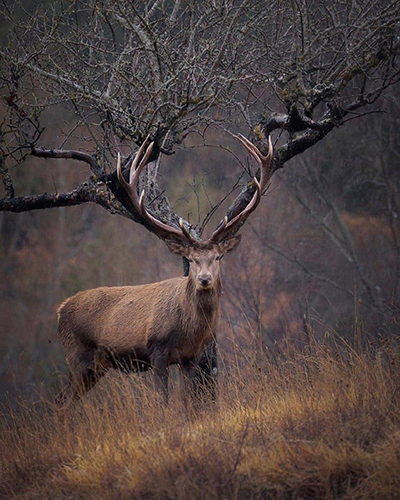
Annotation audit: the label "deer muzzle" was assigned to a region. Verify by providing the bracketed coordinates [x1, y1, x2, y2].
[198, 274, 212, 290]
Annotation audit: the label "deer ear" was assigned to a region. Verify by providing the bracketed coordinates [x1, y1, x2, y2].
[218, 234, 242, 255]
[165, 239, 189, 256]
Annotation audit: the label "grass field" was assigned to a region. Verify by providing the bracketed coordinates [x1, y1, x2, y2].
[1, 335, 399, 499]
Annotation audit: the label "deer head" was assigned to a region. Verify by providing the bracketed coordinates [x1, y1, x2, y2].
[117, 134, 274, 286]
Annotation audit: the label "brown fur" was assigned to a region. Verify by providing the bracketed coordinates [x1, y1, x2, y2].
[56, 237, 240, 406]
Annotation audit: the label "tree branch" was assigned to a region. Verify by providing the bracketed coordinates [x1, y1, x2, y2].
[0, 189, 90, 213]
[0, 180, 125, 216]
[31, 147, 102, 176]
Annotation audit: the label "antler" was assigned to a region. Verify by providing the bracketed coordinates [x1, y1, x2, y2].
[117, 136, 197, 244]
[117, 134, 273, 246]
[208, 134, 273, 243]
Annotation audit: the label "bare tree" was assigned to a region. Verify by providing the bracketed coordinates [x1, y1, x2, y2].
[1, 0, 399, 386]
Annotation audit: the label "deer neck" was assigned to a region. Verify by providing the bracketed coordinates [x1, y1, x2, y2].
[184, 275, 221, 318]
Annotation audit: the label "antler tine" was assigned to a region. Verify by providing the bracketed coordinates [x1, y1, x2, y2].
[116, 152, 127, 189]
[236, 134, 273, 186]
[207, 216, 228, 243]
[117, 135, 150, 188]
[129, 134, 151, 183]
[129, 141, 154, 187]
[179, 218, 198, 244]
[117, 139, 197, 244]
[208, 135, 273, 243]
[117, 141, 154, 215]
[137, 190, 197, 242]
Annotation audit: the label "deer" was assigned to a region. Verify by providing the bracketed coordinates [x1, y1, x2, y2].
[55, 134, 273, 407]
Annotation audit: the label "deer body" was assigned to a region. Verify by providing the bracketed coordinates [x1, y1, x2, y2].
[56, 242, 238, 406]
[58, 276, 219, 372]
[56, 134, 273, 406]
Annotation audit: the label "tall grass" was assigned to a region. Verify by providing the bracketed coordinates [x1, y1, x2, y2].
[1, 336, 399, 499]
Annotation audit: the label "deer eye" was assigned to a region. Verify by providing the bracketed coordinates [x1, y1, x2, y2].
[216, 255, 223, 261]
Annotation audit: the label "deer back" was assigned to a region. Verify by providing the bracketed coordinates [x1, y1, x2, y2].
[58, 276, 219, 360]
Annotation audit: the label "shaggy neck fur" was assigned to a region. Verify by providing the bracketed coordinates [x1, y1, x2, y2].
[183, 274, 222, 328]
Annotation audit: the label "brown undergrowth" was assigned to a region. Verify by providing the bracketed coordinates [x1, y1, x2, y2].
[1, 336, 399, 500]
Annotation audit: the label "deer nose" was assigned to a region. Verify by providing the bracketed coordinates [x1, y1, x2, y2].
[199, 274, 212, 286]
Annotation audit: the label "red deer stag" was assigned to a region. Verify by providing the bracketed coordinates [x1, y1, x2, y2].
[56, 135, 273, 406]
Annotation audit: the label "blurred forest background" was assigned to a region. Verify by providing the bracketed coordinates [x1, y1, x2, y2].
[0, 0, 399, 401]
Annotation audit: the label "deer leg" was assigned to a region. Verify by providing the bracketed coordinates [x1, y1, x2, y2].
[56, 366, 108, 408]
[55, 373, 75, 408]
[180, 359, 197, 409]
[150, 350, 169, 402]
[55, 348, 108, 408]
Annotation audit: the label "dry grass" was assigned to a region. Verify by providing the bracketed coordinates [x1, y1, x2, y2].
[1, 337, 399, 500]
